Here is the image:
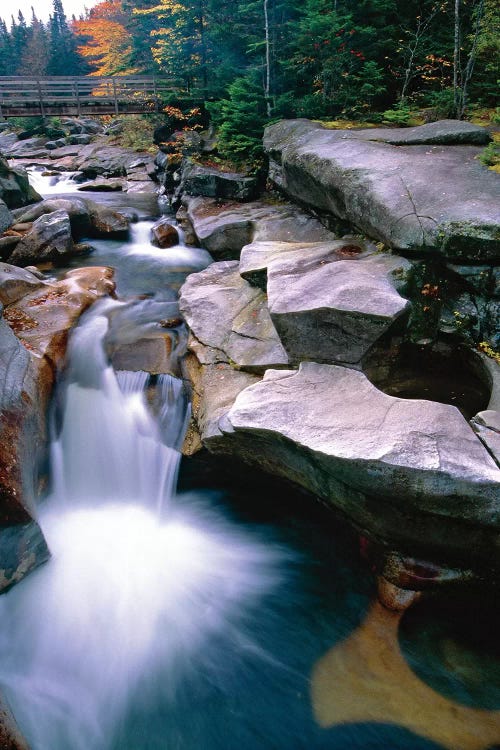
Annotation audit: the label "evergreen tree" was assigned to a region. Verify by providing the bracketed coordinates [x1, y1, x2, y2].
[0, 18, 15, 75]
[17, 9, 50, 75]
[48, 0, 85, 75]
[209, 74, 268, 163]
[10, 11, 29, 73]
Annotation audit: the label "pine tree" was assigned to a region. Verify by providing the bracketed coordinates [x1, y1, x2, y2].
[0, 18, 15, 75]
[17, 9, 50, 75]
[47, 0, 85, 75]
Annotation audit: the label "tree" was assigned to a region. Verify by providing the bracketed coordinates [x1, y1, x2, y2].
[17, 9, 50, 76]
[0, 18, 15, 75]
[47, 0, 85, 75]
[397, 2, 442, 101]
[453, 0, 486, 117]
[74, 0, 139, 75]
[10, 11, 29, 71]
[209, 74, 268, 163]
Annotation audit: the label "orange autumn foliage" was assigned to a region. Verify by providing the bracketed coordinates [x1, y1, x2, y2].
[73, 0, 138, 76]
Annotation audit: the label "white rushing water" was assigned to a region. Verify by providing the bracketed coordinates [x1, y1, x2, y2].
[0, 180, 285, 750]
[27, 167, 84, 195]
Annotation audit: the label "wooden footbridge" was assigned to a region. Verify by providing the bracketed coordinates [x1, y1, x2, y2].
[0, 76, 187, 118]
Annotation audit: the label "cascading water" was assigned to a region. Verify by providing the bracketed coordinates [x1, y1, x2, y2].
[2, 167, 498, 750]
[27, 167, 84, 195]
[0, 297, 286, 750]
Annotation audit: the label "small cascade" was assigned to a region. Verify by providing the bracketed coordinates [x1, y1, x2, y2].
[50, 299, 185, 512]
[127, 220, 156, 248]
[27, 167, 82, 194]
[115, 369, 150, 395]
[157, 373, 191, 451]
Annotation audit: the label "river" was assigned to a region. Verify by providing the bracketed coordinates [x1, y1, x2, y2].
[0, 169, 498, 750]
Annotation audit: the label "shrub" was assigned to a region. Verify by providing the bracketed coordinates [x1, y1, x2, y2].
[208, 76, 268, 168]
[382, 104, 414, 125]
[478, 141, 500, 169]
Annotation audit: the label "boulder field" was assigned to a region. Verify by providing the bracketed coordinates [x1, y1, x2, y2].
[0, 119, 157, 194]
[178, 120, 500, 595]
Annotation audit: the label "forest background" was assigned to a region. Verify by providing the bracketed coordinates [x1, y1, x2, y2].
[0, 0, 498, 164]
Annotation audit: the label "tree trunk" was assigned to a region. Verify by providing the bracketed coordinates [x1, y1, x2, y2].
[453, 0, 461, 117]
[264, 0, 272, 117]
[460, 0, 485, 118]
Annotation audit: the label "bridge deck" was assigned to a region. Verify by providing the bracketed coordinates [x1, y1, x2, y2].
[0, 76, 189, 117]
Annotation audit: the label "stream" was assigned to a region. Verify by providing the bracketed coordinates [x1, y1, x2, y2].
[0, 170, 498, 750]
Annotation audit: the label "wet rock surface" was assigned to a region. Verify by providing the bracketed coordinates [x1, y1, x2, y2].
[179, 186, 500, 585]
[0, 156, 41, 210]
[151, 218, 179, 248]
[9, 210, 74, 267]
[0, 201, 13, 235]
[179, 161, 259, 202]
[0, 692, 30, 749]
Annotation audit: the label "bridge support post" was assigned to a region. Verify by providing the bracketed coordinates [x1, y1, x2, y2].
[74, 80, 81, 117]
[36, 79, 46, 120]
[113, 79, 119, 115]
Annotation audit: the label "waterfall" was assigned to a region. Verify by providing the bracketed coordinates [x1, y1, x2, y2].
[0, 297, 284, 750]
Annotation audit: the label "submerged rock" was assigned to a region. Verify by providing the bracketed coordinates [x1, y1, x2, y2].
[77, 178, 124, 192]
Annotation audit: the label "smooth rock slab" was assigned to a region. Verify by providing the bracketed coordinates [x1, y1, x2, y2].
[264, 119, 500, 261]
[13, 197, 91, 238]
[0, 263, 46, 305]
[184, 196, 335, 259]
[352, 119, 492, 146]
[211, 362, 500, 566]
[179, 261, 288, 373]
[239, 237, 376, 289]
[267, 252, 411, 365]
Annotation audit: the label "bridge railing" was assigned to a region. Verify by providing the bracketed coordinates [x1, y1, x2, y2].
[0, 76, 190, 117]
